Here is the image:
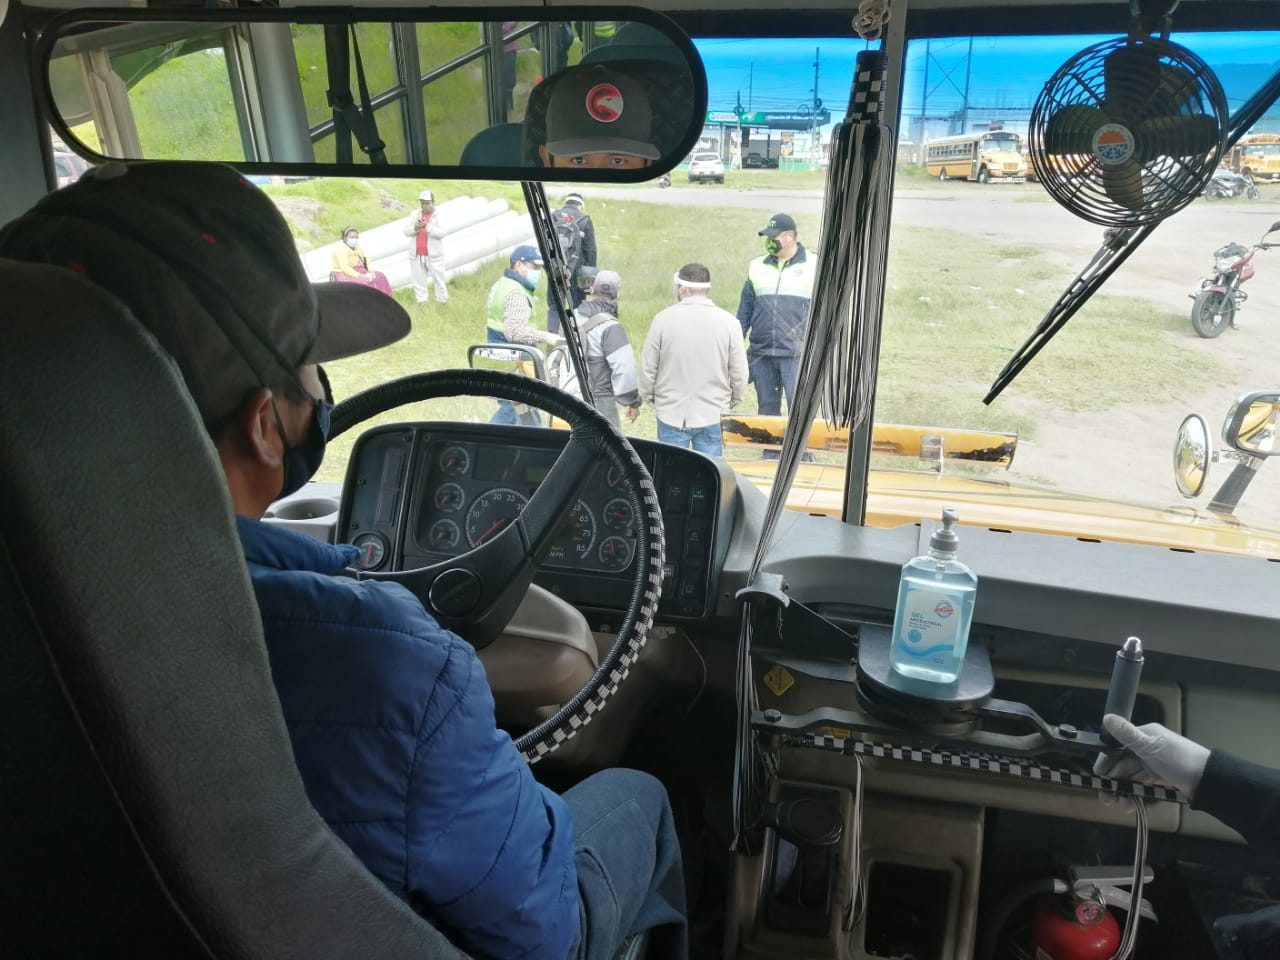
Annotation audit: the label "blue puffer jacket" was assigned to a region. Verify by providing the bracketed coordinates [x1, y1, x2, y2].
[237, 517, 579, 960]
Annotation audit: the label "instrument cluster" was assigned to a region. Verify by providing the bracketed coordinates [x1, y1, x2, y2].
[338, 424, 734, 620]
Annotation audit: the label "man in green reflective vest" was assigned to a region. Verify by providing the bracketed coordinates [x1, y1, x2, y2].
[736, 212, 815, 417]
[486, 244, 556, 424]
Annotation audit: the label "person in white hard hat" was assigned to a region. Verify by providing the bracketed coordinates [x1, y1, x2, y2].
[403, 188, 448, 306]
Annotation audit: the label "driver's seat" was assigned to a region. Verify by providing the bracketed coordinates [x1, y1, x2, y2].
[0, 258, 468, 957]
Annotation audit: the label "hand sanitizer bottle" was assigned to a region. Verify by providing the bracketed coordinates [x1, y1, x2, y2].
[889, 506, 978, 685]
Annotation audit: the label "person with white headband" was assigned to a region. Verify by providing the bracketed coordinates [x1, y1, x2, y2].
[638, 262, 749, 457]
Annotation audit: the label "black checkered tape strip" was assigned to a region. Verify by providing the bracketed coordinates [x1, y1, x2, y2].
[848, 51, 886, 125]
[786, 733, 1184, 803]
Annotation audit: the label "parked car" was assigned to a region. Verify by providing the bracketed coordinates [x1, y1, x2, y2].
[52, 150, 88, 188]
[743, 151, 766, 168]
[687, 151, 725, 183]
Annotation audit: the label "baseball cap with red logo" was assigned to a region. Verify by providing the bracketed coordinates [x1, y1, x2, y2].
[543, 64, 660, 161]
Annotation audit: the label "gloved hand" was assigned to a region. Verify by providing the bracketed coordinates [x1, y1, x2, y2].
[1093, 714, 1211, 798]
[1214, 904, 1280, 946]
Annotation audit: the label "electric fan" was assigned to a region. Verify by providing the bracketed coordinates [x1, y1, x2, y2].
[1029, 10, 1227, 228]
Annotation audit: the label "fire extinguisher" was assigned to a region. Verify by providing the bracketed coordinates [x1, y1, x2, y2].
[978, 866, 1155, 960]
[1030, 891, 1120, 960]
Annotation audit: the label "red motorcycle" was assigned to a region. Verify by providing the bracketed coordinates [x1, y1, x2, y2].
[1189, 220, 1280, 338]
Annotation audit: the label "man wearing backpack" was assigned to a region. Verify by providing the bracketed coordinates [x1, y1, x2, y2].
[559, 269, 640, 430]
[547, 193, 597, 334]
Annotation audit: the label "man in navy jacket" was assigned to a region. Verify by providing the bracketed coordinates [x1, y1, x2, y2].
[0, 160, 686, 960]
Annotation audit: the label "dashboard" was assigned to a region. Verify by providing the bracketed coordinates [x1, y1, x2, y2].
[336, 423, 739, 620]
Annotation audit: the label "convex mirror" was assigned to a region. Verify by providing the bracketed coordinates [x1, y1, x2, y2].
[1223, 391, 1280, 458]
[39, 7, 706, 182]
[1173, 413, 1211, 498]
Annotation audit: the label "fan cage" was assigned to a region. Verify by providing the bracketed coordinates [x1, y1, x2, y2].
[1029, 36, 1228, 228]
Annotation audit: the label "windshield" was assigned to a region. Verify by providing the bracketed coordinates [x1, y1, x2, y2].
[979, 136, 1020, 152]
[236, 28, 1280, 559]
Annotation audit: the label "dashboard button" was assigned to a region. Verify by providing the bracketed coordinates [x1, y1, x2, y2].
[666, 481, 687, 514]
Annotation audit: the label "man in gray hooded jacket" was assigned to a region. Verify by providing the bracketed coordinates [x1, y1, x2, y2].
[571, 269, 641, 429]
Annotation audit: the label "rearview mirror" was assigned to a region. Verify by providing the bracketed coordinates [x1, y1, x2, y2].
[1173, 413, 1211, 498]
[38, 7, 706, 183]
[1222, 391, 1280, 457]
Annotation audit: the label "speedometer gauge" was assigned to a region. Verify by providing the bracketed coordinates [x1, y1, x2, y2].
[547, 500, 596, 565]
[465, 487, 528, 547]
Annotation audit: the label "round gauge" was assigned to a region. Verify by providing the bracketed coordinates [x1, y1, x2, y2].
[596, 535, 634, 572]
[465, 487, 529, 547]
[605, 464, 626, 490]
[438, 445, 471, 478]
[351, 531, 388, 571]
[602, 497, 634, 532]
[428, 518, 461, 551]
[547, 500, 597, 565]
[433, 482, 465, 513]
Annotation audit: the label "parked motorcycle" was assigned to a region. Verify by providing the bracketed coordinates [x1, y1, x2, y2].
[1203, 167, 1260, 201]
[1188, 220, 1280, 338]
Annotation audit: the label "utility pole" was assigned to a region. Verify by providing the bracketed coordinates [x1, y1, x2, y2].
[810, 47, 821, 171]
[748, 63, 753, 111]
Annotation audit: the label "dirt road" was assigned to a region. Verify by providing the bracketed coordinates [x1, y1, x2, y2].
[582, 181, 1280, 531]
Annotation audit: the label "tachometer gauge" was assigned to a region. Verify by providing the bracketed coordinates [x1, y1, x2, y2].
[547, 500, 596, 565]
[351, 531, 388, 570]
[428, 519, 461, 551]
[438, 444, 471, 478]
[596, 535, 634, 572]
[465, 487, 528, 547]
[602, 497, 634, 532]
[433, 482, 465, 513]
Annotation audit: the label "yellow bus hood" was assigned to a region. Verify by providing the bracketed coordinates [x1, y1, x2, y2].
[730, 459, 1280, 560]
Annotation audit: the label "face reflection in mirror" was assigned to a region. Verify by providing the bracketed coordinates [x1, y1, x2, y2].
[532, 63, 659, 171]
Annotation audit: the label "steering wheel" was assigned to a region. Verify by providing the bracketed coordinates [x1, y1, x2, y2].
[328, 368, 665, 761]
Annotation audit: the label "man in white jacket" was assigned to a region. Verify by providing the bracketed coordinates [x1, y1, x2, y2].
[639, 262, 748, 457]
[404, 189, 448, 305]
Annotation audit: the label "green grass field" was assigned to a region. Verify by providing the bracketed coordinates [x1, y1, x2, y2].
[261, 177, 1221, 483]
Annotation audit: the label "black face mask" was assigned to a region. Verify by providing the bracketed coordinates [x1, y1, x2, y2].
[276, 396, 333, 501]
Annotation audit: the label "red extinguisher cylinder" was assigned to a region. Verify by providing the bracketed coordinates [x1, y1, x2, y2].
[1030, 895, 1121, 960]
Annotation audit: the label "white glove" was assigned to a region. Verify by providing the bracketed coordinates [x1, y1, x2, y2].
[1093, 714, 1210, 798]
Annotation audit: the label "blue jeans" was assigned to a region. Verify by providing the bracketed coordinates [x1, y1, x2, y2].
[750, 354, 800, 416]
[657, 420, 722, 457]
[563, 769, 688, 960]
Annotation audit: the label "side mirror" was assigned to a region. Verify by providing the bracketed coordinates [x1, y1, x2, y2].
[467, 343, 546, 381]
[1173, 413, 1211, 498]
[1222, 391, 1280, 457]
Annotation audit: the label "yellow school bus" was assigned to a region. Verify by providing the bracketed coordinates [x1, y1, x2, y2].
[924, 129, 1027, 182]
[1229, 133, 1280, 181]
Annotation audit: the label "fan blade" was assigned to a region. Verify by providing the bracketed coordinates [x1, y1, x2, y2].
[1102, 44, 1163, 117]
[1044, 103, 1107, 155]
[1101, 158, 1145, 210]
[1134, 113, 1221, 160]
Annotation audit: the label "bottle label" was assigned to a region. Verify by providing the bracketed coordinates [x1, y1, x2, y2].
[895, 587, 959, 663]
